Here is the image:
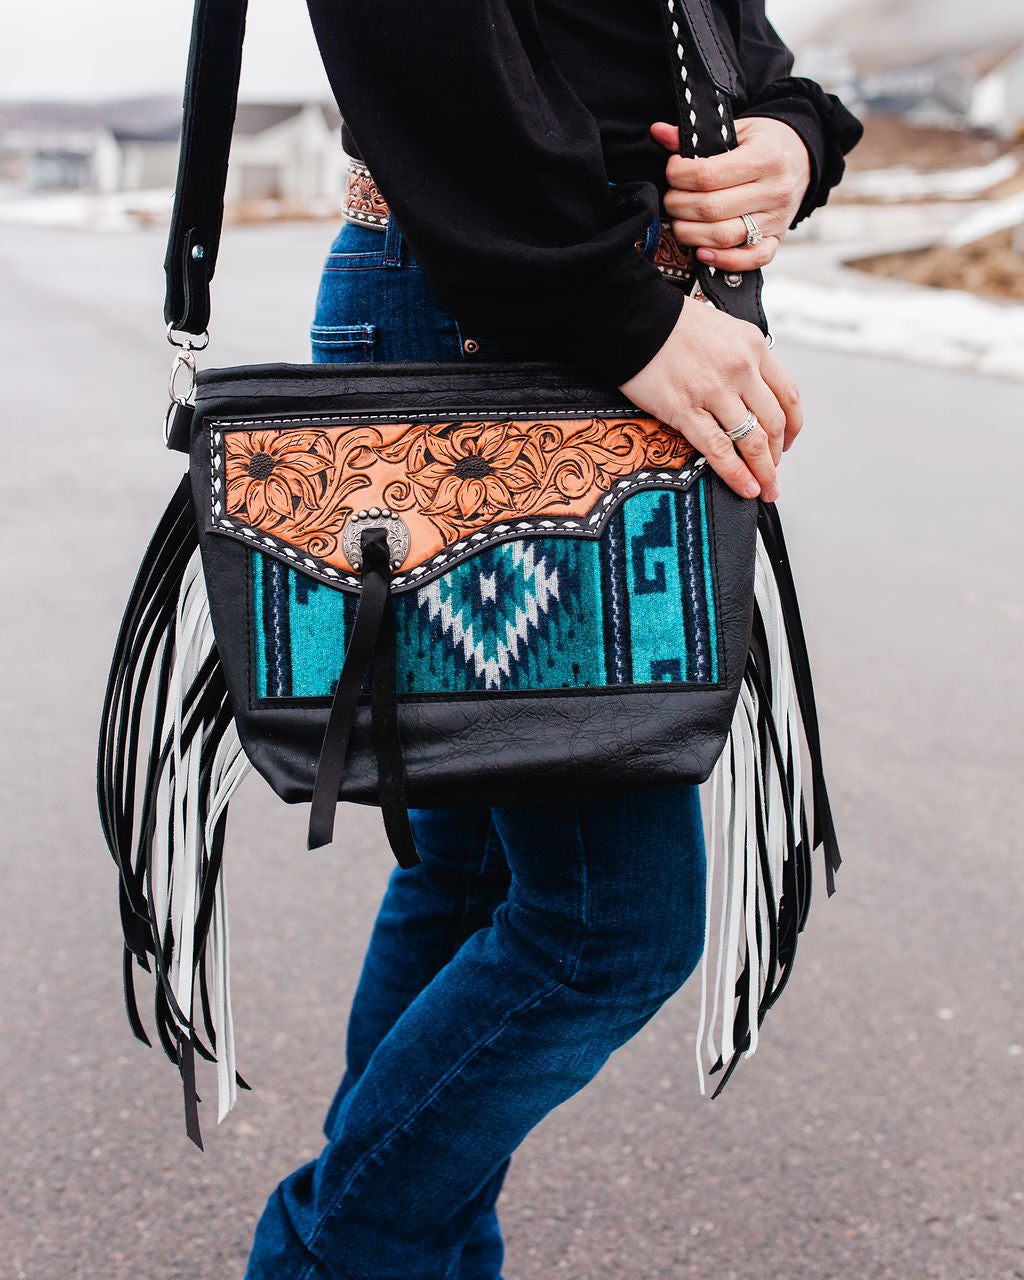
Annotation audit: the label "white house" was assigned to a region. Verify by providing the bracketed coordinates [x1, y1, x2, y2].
[969, 44, 1024, 139]
[113, 100, 347, 207]
[0, 122, 121, 193]
[0, 98, 346, 210]
[224, 102, 345, 207]
[0, 99, 181, 196]
[854, 54, 977, 128]
[116, 122, 182, 192]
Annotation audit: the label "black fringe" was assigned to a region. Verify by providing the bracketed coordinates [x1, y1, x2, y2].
[757, 503, 841, 893]
[96, 477, 240, 1147]
[708, 504, 841, 1095]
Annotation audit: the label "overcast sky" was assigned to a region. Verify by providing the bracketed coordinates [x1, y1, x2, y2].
[1, 0, 853, 102]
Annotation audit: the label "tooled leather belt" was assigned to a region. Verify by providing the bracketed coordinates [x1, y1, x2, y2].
[343, 160, 696, 284]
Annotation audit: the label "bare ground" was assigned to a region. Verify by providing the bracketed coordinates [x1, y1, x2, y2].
[841, 113, 1022, 177]
[839, 115, 1024, 301]
[851, 226, 1024, 302]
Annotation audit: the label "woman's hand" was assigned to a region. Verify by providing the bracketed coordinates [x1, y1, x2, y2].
[619, 297, 803, 502]
[650, 116, 811, 272]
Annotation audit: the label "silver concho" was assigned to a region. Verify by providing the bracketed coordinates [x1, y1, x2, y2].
[341, 507, 411, 572]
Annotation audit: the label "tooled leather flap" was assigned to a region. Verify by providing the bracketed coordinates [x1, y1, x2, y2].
[207, 411, 706, 593]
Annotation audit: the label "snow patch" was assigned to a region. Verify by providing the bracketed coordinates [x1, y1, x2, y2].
[764, 271, 1024, 382]
[839, 155, 1019, 203]
[944, 193, 1024, 248]
[0, 188, 172, 231]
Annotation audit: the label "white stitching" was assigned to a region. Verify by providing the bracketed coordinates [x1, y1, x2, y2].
[665, 0, 700, 152]
[344, 208, 388, 228]
[211, 462, 708, 593]
[210, 429, 220, 525]
[208, 409, 630, 428]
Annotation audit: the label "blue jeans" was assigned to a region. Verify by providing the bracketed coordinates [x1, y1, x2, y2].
[245, 220, 706, 1280]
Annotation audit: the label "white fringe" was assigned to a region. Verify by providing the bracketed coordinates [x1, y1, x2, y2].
[696, 531, 805, 1093]
[154, 548, 251, 1123]
[206, 723, 249, 1120]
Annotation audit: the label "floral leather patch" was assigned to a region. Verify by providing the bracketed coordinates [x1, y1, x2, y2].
[652, 225, 697, 282]
[210, 414, 705, 592]
[343, 161, 390, 229]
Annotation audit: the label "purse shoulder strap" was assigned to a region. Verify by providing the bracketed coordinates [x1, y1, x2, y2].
[163, 0, 764, 337]
[163, 0, 248, 336]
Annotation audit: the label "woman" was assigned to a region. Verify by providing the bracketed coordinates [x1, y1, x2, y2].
[245, 2, 861, 1276]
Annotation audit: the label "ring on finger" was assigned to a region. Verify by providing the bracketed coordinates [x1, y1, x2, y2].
[724, 409, 759, 442]
[740, 213, 763, 247]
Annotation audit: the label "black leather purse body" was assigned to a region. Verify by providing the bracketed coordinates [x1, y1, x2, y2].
[192, 361, 755, 815]
[98, 0, 839, 1145]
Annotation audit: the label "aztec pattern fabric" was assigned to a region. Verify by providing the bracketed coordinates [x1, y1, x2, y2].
[250, 483, 721, 699]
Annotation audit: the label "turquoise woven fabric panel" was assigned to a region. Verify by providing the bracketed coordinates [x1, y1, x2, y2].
[393, 536, 608, 693]
[252, 483, 719, 699]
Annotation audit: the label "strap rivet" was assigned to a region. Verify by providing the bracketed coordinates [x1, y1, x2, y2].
[191, 244, 205, 261]
[724, 273, 743, 287]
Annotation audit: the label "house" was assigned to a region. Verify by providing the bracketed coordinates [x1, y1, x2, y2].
[115, 120, 183, 192]
[838, 42, 1024, 137]
[0, 111, 121, 194]
[224, 102, 345, 207]
[111, 99, 347, 206]
[792, 44, 859, 104]
[794, 0, 1024, 138]
[854, 54, 977, 128]
[0, 99, 180, 195]
[0, 98, 346, 210]
[969, 44, 1024, 139]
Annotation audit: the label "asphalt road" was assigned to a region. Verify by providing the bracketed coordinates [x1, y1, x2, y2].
[1, 221, 1022, 1280]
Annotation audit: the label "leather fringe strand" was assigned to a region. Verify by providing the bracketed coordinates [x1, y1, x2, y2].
[96, 477, 251, 1147]
[697, 505, 841, 1096]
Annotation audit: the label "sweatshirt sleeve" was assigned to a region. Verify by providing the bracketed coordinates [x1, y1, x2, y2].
[729, 1, 864, 225]
[305, 0, 685, 385]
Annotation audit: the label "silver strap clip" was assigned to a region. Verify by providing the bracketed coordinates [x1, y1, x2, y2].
[163, 325, 209, 443]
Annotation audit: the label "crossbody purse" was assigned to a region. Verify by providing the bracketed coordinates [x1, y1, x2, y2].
[97, 0, 840, 1146]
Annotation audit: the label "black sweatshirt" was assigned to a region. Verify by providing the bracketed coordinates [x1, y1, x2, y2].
[306, 0, 862, 383]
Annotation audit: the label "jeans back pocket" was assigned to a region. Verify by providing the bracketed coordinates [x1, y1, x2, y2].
[310, 323, 376, 364]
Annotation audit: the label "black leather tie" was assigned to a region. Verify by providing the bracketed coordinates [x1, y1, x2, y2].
[308, 529, 420, 867]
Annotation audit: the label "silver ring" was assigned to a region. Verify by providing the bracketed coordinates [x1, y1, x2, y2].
[724, 409, 759, 442]
[166, 323, 210, 351]
[741, 213, 763, 247]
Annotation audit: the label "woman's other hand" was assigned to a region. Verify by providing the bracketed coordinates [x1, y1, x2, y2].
[619, 297, 803, 502]
[650, 117, 811, 272]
